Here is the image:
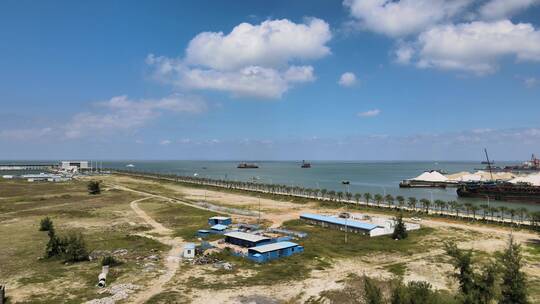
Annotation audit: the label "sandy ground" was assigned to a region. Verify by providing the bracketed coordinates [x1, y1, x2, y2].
[126, 197, 185, 304]
[98, 175, 540, 303]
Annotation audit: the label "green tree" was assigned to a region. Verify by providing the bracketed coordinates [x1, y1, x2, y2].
[420, 199, 431, 214]
[407, 197, 417, 211]
[63, 232, 89, 262]
[385, 194, 395, 208]
[392, 212, 408, 240]
[39, 216, 54, 231]
[363, 276, 384, 304]
[87, 180, 101, 195]
[396, 196, 405, 210]
[364, 193, 372, 206]
[354, 193, 362, 205]
[374, 194, 383, 208]
[500, 236, 528, 304]
[445, 242, 475, 300]
[391, 281, 437, 304]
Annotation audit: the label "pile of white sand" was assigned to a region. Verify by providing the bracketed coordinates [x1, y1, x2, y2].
[412, 171, 448, 182]
[509, 173, 540, 186]
[446, 171, 515, 182]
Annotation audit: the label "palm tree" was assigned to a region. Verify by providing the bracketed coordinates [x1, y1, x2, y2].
[328, 190, 336, 201]
[479, 204, 489, 220]
[448, 201, 458, 217]
[499, 206, 508, 222]
[396, 195, 405, 210]
[470, 205, 479, 220]
[508, 208, 516, 225]
[464, 202, 472, 217]
[363, 193, 372, 206]
[420, 198, 431, 214]
[407, 197, 417, 211]
[489, 207, 498, 222]
[374, 194, 383, 208]
[384, 194, 394, 209]
[321, 188, 328, 199]
[337, 191, 344, 202]
[354, 193, 362, 205]
[346, 191, 353, 202]
[434, 200, 445, 215]
[517, 207, 528, 225]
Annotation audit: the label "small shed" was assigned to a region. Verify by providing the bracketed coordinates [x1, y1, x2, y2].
[247, 241, 304, 263]
[197, 229, 210, 238]
[208, 216, 232, 226]
[183, 243, 196, 259]
[224, 231, 271, 248]
[210, 224, 228, 233]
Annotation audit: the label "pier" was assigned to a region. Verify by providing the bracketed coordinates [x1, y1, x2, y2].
[0, 164, 58, 171]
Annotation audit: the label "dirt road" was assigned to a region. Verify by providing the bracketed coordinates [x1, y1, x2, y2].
[128, 197, 185, 304]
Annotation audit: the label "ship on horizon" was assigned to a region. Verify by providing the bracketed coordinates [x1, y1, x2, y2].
[301, 160, 311, 168]
[237, 162, 259, 169]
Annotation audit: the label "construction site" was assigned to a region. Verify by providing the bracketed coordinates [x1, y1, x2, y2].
[0, 172, 539, 304]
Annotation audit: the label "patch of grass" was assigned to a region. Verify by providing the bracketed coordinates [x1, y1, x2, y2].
[138, 199, 219, 241]
[146, 291, 190, 304]
[383, 262, 407, 277]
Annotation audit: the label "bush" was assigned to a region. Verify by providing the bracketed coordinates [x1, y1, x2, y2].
[392, 212, 408, 240]
[101, 255, 121, 267]
[87, 181, 101, 195]
[63, 232, 89, 262]
[39, 217, 54, 231]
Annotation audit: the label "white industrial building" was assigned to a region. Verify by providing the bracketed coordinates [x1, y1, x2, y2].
[60, 161, 89, 171]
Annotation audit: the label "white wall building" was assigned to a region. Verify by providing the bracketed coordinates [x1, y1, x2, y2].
[60, 161, 89, 171]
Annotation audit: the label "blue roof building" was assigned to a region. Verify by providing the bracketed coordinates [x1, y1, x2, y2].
[247, 241, 303, 263]
[300, 213, 383, 236]
[208, 216, 232, 226]
[210, 224, 228, 233]
[224, 231, 271, 248]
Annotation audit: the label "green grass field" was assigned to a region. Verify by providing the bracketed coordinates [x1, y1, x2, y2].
[0, 179, 168, 303]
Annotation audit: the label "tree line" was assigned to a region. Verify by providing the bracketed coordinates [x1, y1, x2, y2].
[114, 170, 540, 229]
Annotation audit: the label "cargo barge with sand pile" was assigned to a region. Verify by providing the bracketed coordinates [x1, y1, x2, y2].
[399, 170, 458, 188]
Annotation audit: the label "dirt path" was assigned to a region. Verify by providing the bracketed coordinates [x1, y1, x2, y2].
[127, 197, 185, 304]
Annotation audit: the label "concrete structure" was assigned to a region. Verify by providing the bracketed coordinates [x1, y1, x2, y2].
[23, 173, 68, 182]
[208, 216, 232, 226]
[247, 241, 304, 263]
[183, 243, 196, 259]
[224, 231, 271, 248]
[60, 161, 89, 171]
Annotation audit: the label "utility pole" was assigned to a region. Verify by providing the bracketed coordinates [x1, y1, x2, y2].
[258, 195, 261, 224]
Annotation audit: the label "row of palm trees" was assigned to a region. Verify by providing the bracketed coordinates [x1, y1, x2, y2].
[115, 169, 540, 228]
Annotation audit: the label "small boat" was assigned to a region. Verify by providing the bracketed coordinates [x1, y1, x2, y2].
[126, 164, 135, 168]
[237, 163, 259, 169]
[342, 180, 350, 185]
[301, 160, 311, 168]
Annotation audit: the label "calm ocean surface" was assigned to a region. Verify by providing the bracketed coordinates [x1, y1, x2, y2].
[102, 160, 538, 211]
[3, 160, 538, 211]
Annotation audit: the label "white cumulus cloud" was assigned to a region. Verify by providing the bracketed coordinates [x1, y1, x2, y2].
[399, 20, 540, 74]
[147, 18, 331, 99]
[343, 0, 472, 37]
[358, 109, 381, 117]
[65, 95, 207, 139]
[338, 72, 357, 87]
[480, 0, 540, 20]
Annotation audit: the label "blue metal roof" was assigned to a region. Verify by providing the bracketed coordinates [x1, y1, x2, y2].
[210, 224, 228, 231]
[248, 241, 300, 253]
[300, 213, 379, 231]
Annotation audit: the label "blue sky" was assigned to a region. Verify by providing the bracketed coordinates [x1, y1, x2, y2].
[1, 0, 540, 160]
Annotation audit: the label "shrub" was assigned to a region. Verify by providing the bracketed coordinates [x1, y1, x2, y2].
[39, 217, 54, 231]
[63, 232, 89, 262]
[87, 181, 101, 195]
[392, 212, 408, 240]
[101, 255, 121, 267]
